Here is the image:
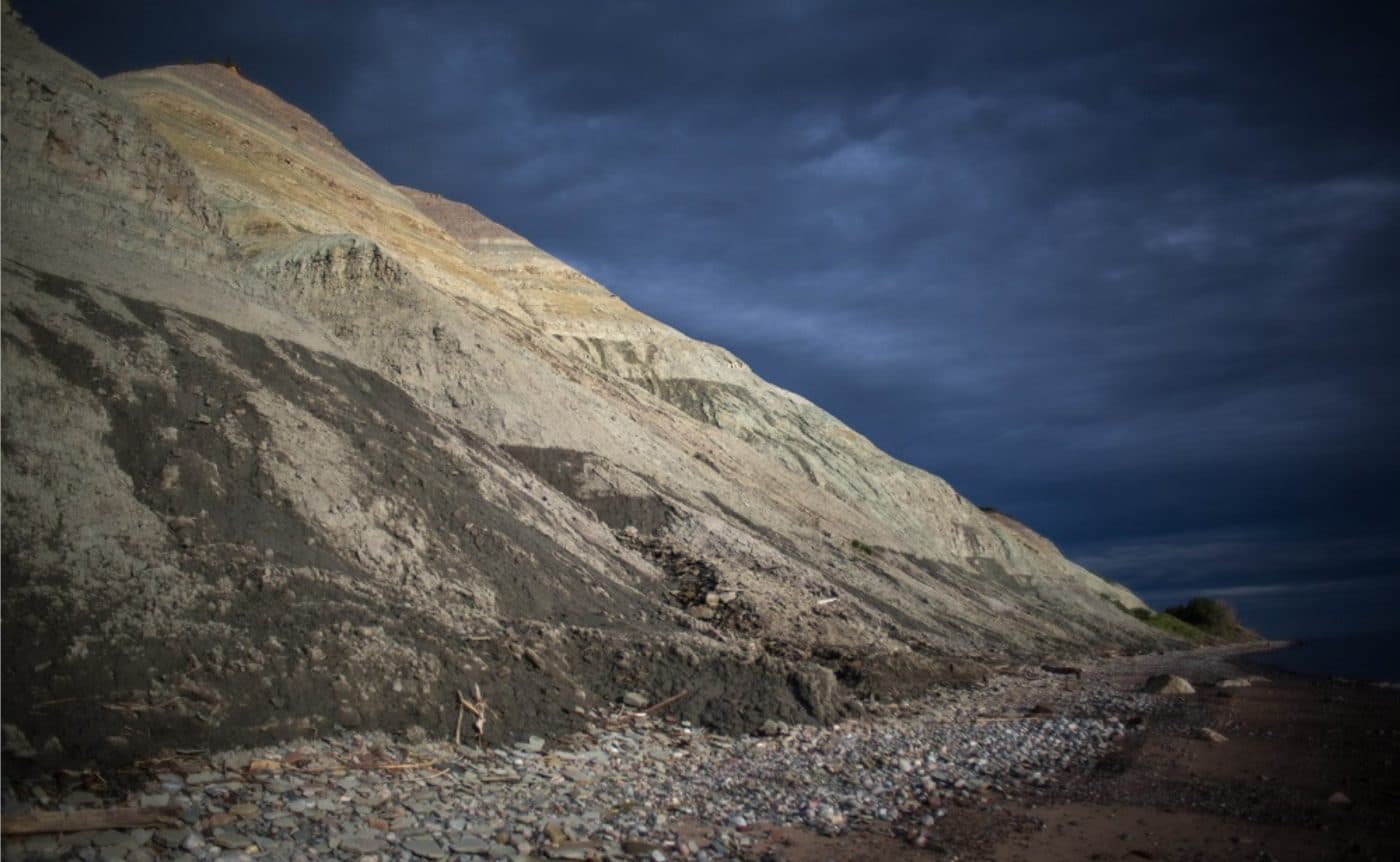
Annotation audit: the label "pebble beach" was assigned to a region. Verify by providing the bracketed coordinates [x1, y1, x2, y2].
[5, 643, 1398, 861]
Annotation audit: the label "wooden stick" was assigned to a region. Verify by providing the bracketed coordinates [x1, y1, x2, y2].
[52, 769, 107, 790]
[454, 698, 466, 746]
[32, 697, 83, 710]
[642, 688, 693, 715]
[102, 697, 179, 715]
[296, 760, 437, 774]
[456, 686, 490, 747]
[1, 807, 179, 836]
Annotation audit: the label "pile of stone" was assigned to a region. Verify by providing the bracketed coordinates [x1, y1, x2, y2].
[0, 664, 1177, 861]
[614, 531, 757, 632]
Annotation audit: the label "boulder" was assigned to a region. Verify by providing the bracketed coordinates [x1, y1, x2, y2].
[757, 719, 788, 737]
[1142, 674, 1195, 694]
[1194, 727, 1228, 743]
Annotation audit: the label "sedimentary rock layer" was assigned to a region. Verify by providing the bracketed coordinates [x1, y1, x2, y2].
[1, 4, 1160, 771]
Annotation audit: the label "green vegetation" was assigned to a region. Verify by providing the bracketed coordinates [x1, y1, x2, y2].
[1100, 592, 1152, 620]
[1103, 593, 1254, 644]
[850, 538, 877, 556]
[1141, 610, 1213, 641]
[1163, 597, 1246, 637]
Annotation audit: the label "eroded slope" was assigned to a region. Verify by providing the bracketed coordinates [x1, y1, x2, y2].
[2, 6, 1163, 772]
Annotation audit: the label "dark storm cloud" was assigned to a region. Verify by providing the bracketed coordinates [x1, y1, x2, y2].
[18, 1, 1400, 637]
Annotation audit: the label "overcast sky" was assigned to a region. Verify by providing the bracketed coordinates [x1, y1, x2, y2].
[19, 1, 1400, 637]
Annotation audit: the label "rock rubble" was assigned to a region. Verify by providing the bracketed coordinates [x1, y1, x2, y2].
[2, 665, 1166, 861]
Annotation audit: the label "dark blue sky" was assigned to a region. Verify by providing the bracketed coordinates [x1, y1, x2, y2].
[18, 1, 1400, 637]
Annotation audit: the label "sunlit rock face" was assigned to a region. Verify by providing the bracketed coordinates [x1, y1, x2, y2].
[1, 4, 1157, 770]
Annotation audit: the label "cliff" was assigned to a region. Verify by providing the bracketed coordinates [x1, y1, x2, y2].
[1, 6, 1160, 770]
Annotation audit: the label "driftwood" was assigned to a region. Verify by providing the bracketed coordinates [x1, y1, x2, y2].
[295, 759, 437, 774]
[455, 684, 491, 747]
[607, 689, 695, 727]
[1040, 664, 1084, 678]
[1, 806, 179, 836]
[642, 688, 693, 715]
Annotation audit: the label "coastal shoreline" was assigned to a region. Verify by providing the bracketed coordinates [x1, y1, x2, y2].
[959, 643, 1400, 861]
[3, 643, 1398, 861]
[1237, 631, 1400, 686]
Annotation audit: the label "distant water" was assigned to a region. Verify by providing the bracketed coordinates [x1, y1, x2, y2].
[1247, 630, 1400, 683]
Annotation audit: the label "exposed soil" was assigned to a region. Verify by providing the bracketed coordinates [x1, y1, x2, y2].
[2, 271, 981, 777]
[614, 530, 765, 634]
[501, 445, 675, 535]
[1, 270, 850, 772]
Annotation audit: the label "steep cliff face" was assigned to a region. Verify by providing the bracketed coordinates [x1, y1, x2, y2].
[398, 188, 1146, 613]
[2, 8, 1157, 770]
[0, 8, 223, 276]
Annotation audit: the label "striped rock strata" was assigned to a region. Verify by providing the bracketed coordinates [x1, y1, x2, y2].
[1, 5, 1157, 770]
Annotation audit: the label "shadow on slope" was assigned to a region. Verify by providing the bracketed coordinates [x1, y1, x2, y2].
[0, 267, 858, 775]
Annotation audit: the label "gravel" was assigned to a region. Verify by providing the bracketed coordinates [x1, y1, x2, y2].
[0, 662, 1175, 861]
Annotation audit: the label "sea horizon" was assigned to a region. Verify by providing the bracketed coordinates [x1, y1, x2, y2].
[1245, 629, 1400, 684]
